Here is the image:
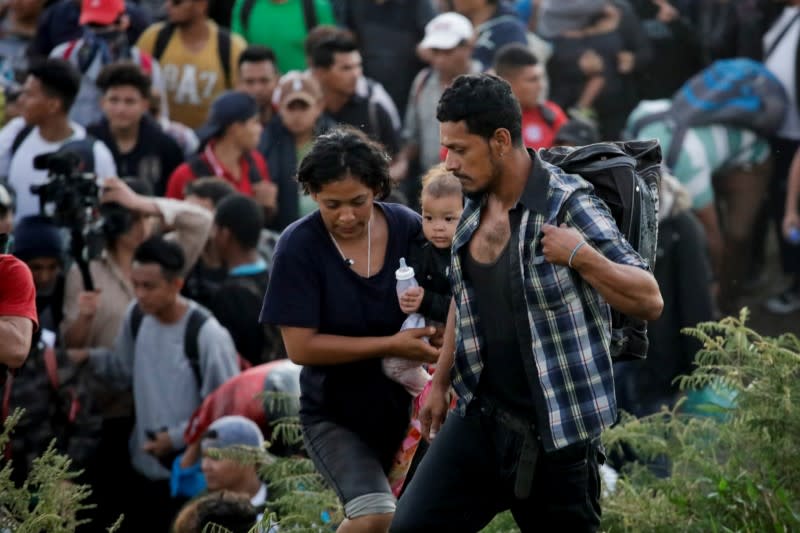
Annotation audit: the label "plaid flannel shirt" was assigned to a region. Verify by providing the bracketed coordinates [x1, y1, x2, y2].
[449, 150, 650, 451]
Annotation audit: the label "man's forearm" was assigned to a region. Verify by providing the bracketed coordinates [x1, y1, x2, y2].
[0, 317, 33, 368]
[572, 245, 663, 321]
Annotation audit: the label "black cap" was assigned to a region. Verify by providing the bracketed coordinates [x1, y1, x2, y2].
[196, 91, 259, 143]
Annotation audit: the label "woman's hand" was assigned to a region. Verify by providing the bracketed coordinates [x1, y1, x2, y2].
[390, 327, 439, 363]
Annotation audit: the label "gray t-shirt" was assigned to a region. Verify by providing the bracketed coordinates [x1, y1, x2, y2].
[90, 299, 240, 480]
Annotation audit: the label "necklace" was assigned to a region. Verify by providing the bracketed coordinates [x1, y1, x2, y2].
[329, 214, 372, 277]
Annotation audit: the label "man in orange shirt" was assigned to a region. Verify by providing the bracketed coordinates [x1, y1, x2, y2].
[166, 91, 277, 221]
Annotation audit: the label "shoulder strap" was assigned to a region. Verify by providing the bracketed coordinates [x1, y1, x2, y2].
[61, 39, 79, 60]
[239, 0, 256, 32]
[129, 302, 145, 340]
[138, 50, 154, 77]
[301, 0, 318, 33]
[217, 28, 232, 88]
[188, 154, 215, 178]
[10, 124, 34, 157]
[153, 23, 176, 62]
[184, 306, 211, 387]
[243, 151, 265, 184]
[765, 11, 800, 59]
[412, 67, 434, 107]
[43, 346, 60, 391]
[539, 103, 557, 129]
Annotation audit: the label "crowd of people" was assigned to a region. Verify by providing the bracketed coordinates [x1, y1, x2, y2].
[0, 0, 799, 532]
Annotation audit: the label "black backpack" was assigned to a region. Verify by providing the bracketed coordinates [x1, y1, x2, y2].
[539, 139, 662, 362]
[129, 302, 252, 386]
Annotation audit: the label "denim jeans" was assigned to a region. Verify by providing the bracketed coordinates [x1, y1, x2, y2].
[391, 399, 602, 533]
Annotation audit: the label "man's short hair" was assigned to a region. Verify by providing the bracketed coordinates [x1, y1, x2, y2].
[237, 44, 277, 69]
[26, 58, 81, 113]
[184, 177, 236, 207]
[96, 61, 152, 98]
[133, 236, 185, 279]
[214, 194, 263, 250]
[437, 73, 523, 145]
[307, 28, 359, 69]
[493, 43, 538, 78]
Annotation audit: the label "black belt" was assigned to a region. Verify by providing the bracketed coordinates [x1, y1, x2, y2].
[476, 396, 539, 499]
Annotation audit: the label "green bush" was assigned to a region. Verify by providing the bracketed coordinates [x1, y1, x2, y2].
[601, 310, 800, 532]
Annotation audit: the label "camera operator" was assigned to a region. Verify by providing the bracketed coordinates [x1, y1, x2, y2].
[60, 175, 212, 531]
[0, 58, 117, 221]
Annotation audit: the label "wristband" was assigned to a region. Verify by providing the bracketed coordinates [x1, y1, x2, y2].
[568, 240, 588, 269]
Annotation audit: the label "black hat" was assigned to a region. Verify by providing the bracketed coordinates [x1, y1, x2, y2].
[196, 91, 259, 143]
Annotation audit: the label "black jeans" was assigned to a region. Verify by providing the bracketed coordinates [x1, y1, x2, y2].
[391, 400, 602, 533]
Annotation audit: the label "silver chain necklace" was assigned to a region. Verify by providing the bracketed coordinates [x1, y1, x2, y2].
[329, 215, 372, 277]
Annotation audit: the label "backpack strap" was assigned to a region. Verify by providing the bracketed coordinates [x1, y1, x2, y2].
[153, 23, 175, 62]
[10, 124, 34, 158]
[239, 0, 256, 33]
[301, 0, 318, 33]
[539, 103, 556, 129]
[43, 346, 60, 391]
[243, 151, 265, 184]
[188, 155, 216, 178]
[184, 306, 211, 387]
[217, 28, 232, 88]
[411, 67, 433, 107]
[129, 302, 145, 340]
[138, 50, 154, 77]
[61, 39, 79, 61]
[765, 11, 800, 59]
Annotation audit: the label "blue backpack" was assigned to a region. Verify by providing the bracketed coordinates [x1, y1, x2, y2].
[631, 58, 788, 168]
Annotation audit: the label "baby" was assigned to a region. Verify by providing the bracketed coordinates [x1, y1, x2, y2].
[384, 164, 464, 395]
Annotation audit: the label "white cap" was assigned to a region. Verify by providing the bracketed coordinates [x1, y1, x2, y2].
[419, 12, 474, 51]
[395, 257, 416, 281]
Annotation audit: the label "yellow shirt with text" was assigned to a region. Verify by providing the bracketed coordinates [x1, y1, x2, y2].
[137, 21, 246, 129]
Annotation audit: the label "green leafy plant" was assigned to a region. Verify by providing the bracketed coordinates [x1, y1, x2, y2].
[601, 310, 800, 532]
[0, 407, 120, 532]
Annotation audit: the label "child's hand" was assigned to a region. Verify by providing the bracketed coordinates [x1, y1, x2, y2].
[399, 287, 424, 314]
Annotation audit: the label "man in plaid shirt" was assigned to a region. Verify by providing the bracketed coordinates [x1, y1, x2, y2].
[392, 74, 663, 532]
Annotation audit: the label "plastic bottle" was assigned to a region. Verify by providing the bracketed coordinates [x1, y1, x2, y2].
[395, 257, 427, 342]
[395, 257, 419, 297]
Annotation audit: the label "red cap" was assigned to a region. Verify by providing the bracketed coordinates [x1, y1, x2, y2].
[80, 0, 125, 25]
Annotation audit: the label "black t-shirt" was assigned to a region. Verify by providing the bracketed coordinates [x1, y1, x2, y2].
[87, 115, 185, 196]
[328, 95, 400, 156]
[462, 237, 535, 415]
[407, 239, 451, 324]
[260, 202, 421, 461]
[210, 268, 271, 366]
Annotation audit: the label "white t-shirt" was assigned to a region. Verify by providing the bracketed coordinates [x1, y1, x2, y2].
[765, 7, 800, 140]
[0, 117, 118, 220]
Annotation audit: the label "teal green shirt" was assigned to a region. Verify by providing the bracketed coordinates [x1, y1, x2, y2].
[627, 100, 771, 210]
[231, 0, 336, 73]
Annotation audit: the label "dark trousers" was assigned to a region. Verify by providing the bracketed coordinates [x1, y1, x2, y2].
[391, 401, 602, 533]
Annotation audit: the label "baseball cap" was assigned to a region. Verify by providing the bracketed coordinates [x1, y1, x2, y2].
[201, 416, 265, 452]
[419, 12, 474, 51]
[80, 0, 125, 25]
[13, 215, 65, 261]
[274, 72, 323, 107]
[196, 91, 259, 143]
[554, 118, 600, 146]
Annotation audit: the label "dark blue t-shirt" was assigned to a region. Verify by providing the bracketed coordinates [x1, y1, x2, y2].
[260, 202, 422, 460]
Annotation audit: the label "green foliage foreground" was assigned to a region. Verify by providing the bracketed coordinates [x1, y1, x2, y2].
[599, 310, 800, 532]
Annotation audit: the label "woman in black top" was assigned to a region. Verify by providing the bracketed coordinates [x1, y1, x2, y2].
[260, 126, 438, 532]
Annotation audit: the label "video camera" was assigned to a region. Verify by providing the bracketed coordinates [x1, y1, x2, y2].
[29, 142, 105, 289]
